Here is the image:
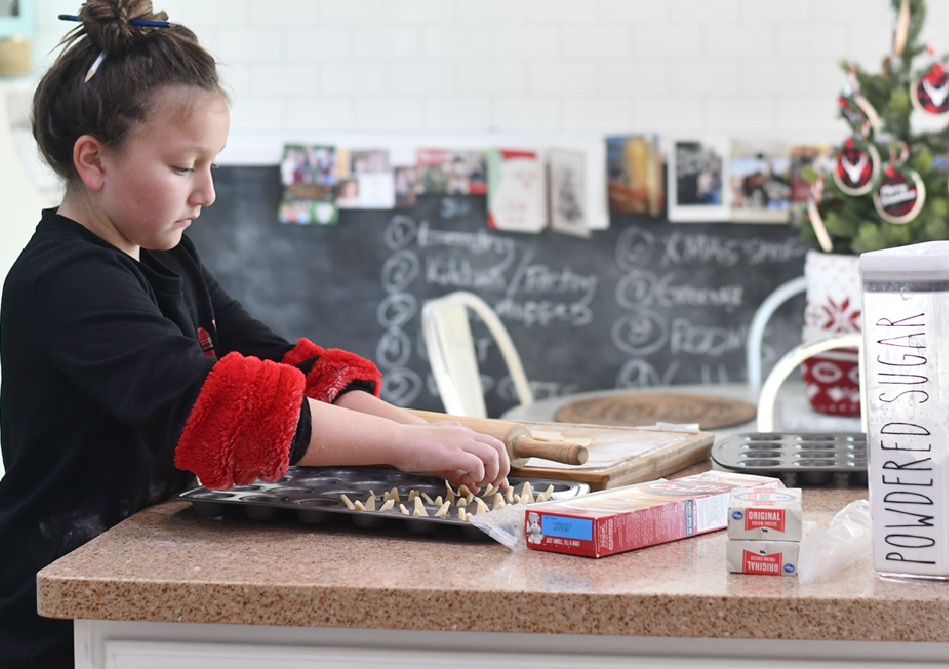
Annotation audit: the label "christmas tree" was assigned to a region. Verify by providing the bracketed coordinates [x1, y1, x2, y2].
[801, 0, 949, 255]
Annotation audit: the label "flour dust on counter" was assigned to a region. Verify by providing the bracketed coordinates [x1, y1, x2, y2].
[188, 166, 810, 417]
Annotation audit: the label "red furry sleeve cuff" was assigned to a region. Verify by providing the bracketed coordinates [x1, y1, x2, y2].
[174, 352, 306, 490]
[282, 338, 382, 402]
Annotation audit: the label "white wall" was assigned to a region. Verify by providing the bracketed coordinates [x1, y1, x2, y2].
[5, 0, 946, 270]
[27, 0, 949, 164]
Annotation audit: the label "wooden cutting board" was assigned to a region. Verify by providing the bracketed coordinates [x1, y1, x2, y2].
[509, 421, 714, 491]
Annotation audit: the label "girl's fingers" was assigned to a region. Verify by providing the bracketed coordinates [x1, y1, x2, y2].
[400, 424, 511, 491]
[464, 435, 511, 487]
[452, 450, 487, 488]
[481, 434, 511, 472]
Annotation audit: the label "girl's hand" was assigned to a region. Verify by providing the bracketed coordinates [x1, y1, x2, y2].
[391, 422, 510, 493]
[302, 396, 510, 493]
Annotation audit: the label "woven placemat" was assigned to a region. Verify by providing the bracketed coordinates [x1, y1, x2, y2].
[554, 392, 757, 430]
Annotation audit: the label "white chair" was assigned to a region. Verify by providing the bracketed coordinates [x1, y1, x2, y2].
[746, 275, 807, 395]
[421, 291, 533, 418]
[756, 333, 865, 433]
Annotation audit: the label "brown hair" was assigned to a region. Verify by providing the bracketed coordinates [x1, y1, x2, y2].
[32, 0, 228, 183]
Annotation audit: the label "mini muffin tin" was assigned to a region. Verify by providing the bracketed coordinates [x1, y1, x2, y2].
[711, 432, 868, 487]
[179, 466, 590, 540]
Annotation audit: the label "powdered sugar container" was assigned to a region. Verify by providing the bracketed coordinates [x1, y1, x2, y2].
[859, 241, 949, 579]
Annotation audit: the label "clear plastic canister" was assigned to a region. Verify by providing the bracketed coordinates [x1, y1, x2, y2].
[859, 240, 949, 579]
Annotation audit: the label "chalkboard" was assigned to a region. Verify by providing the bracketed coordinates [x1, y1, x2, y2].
[188, 166, 812, 417]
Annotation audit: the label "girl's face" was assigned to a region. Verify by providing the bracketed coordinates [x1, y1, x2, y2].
[95, 86, 229, 258]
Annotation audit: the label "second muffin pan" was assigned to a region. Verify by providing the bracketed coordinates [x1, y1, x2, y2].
[711, 432, 868, 487]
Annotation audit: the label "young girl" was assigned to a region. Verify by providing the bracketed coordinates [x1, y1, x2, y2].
[0, 2, 509, 667]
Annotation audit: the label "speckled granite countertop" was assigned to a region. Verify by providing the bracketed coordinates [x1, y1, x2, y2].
[36, 483, 949, 643]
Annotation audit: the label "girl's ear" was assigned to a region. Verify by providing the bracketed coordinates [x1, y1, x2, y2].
[73, 135, 107, 191]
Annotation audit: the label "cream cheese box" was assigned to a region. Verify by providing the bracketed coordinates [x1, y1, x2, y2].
[727, 487, 803, 541]
[726, 539, 800, 577]
[524, 471, 784, 558]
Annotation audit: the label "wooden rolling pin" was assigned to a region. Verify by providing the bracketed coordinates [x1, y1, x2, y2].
[406, 409, 589, 468]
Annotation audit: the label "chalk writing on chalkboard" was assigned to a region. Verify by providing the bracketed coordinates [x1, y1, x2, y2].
[609, 225, 807, 389]
[190, 166, 811, 417]
[377, 216, 422, 407]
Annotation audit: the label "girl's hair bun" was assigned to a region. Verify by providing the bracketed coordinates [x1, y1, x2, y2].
[79, 0, 168, 54]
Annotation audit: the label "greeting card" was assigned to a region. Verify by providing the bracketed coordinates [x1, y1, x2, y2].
[486, 149, 546, 233]
[548, 148, 589, 237]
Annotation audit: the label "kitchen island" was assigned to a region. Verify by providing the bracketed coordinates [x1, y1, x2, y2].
[38, 482, 949, 668]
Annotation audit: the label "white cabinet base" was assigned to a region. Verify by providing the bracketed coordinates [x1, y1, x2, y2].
[75, 620, 949, 669]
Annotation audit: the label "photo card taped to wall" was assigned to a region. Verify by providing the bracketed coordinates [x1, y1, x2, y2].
[729, 139, 793, 224]
[278, 144, 339, 225]
[416, 149, 487, 196]
[668, 137, 730, 222]
[337, 148, 395, 209]
[394, 165, 419, 208]
[606, 135, 665, 218]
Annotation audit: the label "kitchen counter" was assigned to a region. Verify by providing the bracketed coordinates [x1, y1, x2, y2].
[37, 479, 949, 668]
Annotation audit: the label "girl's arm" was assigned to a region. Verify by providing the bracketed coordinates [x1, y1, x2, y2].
[298, 394, 510, 492]
[332, 388, 428, 424]
[274, 342, 511, 488]
[174, 355, 509, 492]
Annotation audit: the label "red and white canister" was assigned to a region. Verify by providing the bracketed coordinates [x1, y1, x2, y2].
[802, 250, 862, 416]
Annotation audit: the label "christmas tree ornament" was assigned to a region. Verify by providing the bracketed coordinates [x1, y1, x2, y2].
[892, 0, 911, 55]
[873, 142, 926, 224]
[806, 176, 834, 253]
[910, 45, 949, 115]
[838, 90, 881, 138]
[833, 136, 880, 196]
[838, 67, 881, 137]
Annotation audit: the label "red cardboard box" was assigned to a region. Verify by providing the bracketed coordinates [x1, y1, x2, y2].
[726, 487, 803, 541]
[726, 540, 801, 576]
[524, 470, 784, 558]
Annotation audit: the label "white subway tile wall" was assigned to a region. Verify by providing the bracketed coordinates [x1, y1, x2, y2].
[32, 0, 949, 158]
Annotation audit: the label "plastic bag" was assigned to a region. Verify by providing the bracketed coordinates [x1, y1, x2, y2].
[469, 503, 529, 551]
[798, 499, 872, 584]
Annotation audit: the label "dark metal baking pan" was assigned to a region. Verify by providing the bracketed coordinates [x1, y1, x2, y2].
[179, 466, 590, 539]
[711, 432, 867, 487]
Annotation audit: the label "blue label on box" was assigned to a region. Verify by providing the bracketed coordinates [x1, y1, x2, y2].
[685, 500, 694, 536]
[541, 515, 593, 541]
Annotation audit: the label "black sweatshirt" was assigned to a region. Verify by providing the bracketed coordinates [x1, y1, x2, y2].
[0, 210, 313, 668]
